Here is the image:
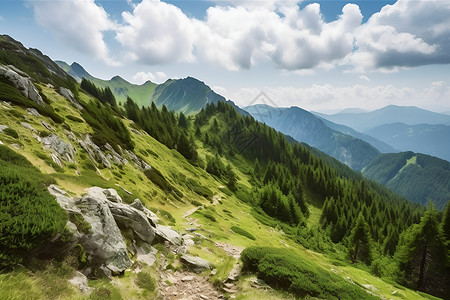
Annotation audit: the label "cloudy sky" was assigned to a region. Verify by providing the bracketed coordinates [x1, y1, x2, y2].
[2, 0, 450, 113]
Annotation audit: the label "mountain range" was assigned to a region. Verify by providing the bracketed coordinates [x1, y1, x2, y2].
[1, 34, 449, 299]
[56, 61, 240, 115]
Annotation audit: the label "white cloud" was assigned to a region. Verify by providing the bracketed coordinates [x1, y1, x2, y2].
[132, 71, 167, 84]
[347, 0, 450, 71]
[116, 0, 196, 64]
[27, 0, 117, 65]
[227, 81, 450, 112]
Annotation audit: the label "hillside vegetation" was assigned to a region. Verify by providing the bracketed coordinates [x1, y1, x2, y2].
[0, 35, 449, 299]
[362, 152, 450, 209]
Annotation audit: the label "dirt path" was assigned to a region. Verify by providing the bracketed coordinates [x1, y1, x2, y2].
[158, 271, 224, 300]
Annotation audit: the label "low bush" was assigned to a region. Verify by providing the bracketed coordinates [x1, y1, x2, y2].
[65, 115, 84, 123]
[3, 127, 18, 139]
[241, 247, 376, 300]
[231, 225, 256, 240]
[135, 271, 156, 292]
[0, 148, 67, 268]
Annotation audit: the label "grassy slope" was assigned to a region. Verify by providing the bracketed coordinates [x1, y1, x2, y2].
[0, 86, 433, 300]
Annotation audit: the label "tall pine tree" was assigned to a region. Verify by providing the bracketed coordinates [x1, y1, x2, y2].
[347, 213, 373, 265]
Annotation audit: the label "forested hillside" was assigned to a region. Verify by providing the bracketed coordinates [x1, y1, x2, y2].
[0, 35, 449, 299]
[362, 152, 450, 209]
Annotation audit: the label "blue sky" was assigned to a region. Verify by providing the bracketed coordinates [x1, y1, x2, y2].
[1, 0, 450, 113]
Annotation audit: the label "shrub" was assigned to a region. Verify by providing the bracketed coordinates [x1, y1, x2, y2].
[69, 214, 91, 234]
[241, 247, 376, 300]
[231, 225, 256, 240]
[3, 127, 18, 139]
[202, 212, 217, 222]
[135, 272, 156, 292]
[0, 161, 67, 268]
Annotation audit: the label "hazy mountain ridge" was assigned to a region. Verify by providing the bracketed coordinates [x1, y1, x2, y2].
[366, 122, 450, 162]
[244, 104, 381, 171]
[316, 105, 450, 132]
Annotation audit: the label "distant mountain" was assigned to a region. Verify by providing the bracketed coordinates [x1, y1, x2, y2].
[56, 61, 157, 107]
[243, 104, 380, 171]
[366, 122, 450, 162]
[316, 105, 450, 132]
[150, 77, 225, 114]
[362, 152, 450, 209]
[317, 117, 396, 153]
[56, 61, 246, 115]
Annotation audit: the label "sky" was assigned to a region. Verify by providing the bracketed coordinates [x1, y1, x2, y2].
[1, 0, 450, 113]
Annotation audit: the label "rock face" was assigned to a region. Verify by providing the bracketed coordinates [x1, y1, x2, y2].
[0, 65, 44, 106]
[59, 87, 83, 110]
[78, 135, 111, 168]
[42, 134, 76, 165]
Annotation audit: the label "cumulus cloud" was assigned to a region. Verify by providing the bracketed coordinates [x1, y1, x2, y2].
[132, 71, 167, 84]
[224, 82, 450, 112]
[27, 0, 450, 72]
[116, 0, 195, 64]
[26, 0, 117, 65]
[348, 0, 450, 71]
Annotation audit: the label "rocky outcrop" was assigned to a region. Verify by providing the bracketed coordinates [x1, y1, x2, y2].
[59, 87, 83, 110]
[107, 199, 155, 244]
[42, 134, 76, 165]
[76, 188, 132, 275]
[130, 199, 160, 226]
[126, 150, 151, 171]
[78, 135, 111, 169]
[0, 65, 44, 105]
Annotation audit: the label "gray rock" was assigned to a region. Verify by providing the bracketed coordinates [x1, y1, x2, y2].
[130, 199, 160, 226]
[0, 65, 44, 106]
[180, 254, 213, 273]
[0, 125, 8, 133]
[26, 108, 40, 116]
[154, 225, 182, 246]
[59, 87, 83, 110]
[103, 188, 122, 203]
[104, 143, 127, 165]
[136, 244, 157, 266]
[107, 199, 155, 244]
[126, 150, 151, 170]
[182, 275, 194, 282]
[42, 134, 75, 163]
[21, 122, 36, 132]
[41, 121, 55, 132]
[78, 135, 111, 168]
[68, 271, 92, 293]
[78, 188, 132, 274]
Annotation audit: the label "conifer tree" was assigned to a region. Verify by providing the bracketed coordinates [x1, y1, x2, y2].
[442, 200, 450, 241]
[348, 213, 373, 265]
[395, 203, 448, 294]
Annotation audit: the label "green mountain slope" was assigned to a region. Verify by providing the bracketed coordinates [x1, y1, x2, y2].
[1, 35, 448, 299]
[362, 152, 450, 209]
[366, 122, 450, 162]
[244, 104, 381, 171]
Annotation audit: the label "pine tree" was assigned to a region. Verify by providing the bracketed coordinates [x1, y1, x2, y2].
[347, 213, 373, 265]
[178, 112, 188, 128]
[395, 203, 448, 295]
[442, 200, 450, 241]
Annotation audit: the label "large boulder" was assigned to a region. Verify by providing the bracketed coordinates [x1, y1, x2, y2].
[130, 199, 160, 226]
[77, 188, 132, 275]
[78, 135, 111, 168]
[106, 199, 155, 244]
[0, 65, 44, 105]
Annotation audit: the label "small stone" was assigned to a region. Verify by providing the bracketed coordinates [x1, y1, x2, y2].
[181, 275, 194, 282]
[200, 294, 209, 300]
